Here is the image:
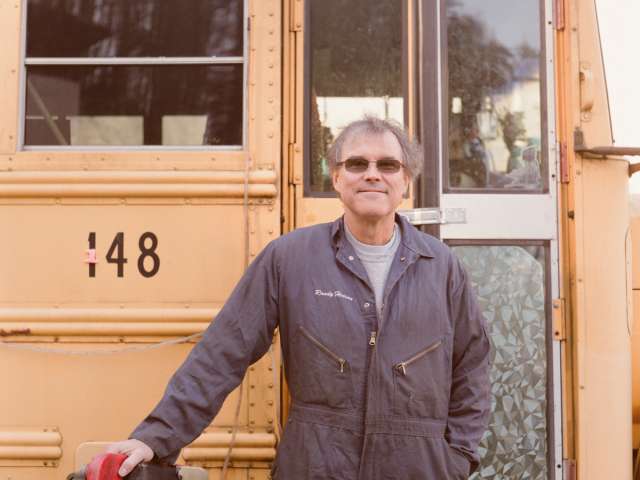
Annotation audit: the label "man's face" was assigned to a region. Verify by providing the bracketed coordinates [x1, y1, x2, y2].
[332, 130, 410, 223]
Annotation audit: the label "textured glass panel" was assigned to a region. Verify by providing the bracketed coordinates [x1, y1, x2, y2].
[452, 245, 548, 479]
[447, 1, 544, 190]
[25, 65, 242, 146]
[308, 0, 404, 192]
[26, 0, 243, 57]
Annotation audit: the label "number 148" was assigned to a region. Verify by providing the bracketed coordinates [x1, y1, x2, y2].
[87, 232, 160, 278]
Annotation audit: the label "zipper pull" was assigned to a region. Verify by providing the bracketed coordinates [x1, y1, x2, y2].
[369, 331, 377, 346]
[338, 359, 346, 373]
[396, 362, 407, 376]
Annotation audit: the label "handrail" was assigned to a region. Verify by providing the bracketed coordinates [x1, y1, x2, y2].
[629, 162, 640, 177]
[573, 134, 640, 177]
[575, 145, 640, 177]
[573, 128, 640, 176]
[574, 146, 640, 157]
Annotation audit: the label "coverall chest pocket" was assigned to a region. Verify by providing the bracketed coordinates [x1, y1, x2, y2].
[392, 338, 449, 419]
[293, 325, 353, 409]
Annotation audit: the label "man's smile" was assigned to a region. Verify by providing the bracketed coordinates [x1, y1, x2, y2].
[357, 189, 387, 194]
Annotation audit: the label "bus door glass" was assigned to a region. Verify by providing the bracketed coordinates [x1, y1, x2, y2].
[431, 1, 562, 479]
[293, 0, 417, 228]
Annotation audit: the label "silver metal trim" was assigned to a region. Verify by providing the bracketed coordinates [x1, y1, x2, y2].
[25, 57, 244, 66]
[436, 0, 443, 198]
[22, 145, 243, 152]
[551, 237, 563, 480]
[398, 207, 466, 225]
[17, 0, 29, 149]
[24, 57, 243, 66]
[242, 0, 249, 149]
[544, 0, 563, 477]
[441, 207, 466, 224]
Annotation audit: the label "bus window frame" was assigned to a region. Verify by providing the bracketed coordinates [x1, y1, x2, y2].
[17, 0, 249, 152]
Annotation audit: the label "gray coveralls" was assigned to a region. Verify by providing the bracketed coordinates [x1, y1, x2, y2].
[131, 215, 492, 479]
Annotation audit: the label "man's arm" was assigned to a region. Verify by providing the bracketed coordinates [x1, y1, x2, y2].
[446, 256, 492, 475]
[114, 242, 281, 472]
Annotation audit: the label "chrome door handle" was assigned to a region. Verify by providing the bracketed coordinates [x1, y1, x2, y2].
[398, 208, 466, 225]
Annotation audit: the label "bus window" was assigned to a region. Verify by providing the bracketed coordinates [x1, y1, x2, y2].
[23, 0, 245, 147]
[306, 0, 405, 194]
[446, 0, 545, 192]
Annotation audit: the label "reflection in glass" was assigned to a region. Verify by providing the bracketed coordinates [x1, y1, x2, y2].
[25, 65, 243, 146]
[26, 0, 243, 57]
[309, 0, 404, 192]
[452, 245, 548, 479]
[447, 1, 544, 190]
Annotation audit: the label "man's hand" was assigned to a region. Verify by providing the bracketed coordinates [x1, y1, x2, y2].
[105, 439, 154, 477]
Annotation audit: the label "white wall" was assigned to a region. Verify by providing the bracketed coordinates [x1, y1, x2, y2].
[595, 1, 640, 192]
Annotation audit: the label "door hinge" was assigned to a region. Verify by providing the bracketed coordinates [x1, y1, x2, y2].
[288, 142, 303, 185]
[553, 298, 567, 341]
[291, 0, 303, 32]
[563, 458, 576, 480]
[555, 0, 565, 31]
[559, 142, 569, 184]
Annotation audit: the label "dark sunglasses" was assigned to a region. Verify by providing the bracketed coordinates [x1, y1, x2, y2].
[336, 157, 405, 174]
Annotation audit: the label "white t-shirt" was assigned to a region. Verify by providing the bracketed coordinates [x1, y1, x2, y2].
[344, 222, 401, 319]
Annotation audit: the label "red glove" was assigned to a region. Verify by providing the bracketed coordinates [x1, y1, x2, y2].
[86, 453, 128, 480]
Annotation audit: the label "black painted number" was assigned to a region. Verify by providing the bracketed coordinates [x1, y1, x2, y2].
[138, 232, 160, 278]
[106, 232, 128, 277]
[87, 232, 160, 278]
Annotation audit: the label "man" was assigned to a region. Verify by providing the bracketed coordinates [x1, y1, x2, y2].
[108, 117, 491, 479]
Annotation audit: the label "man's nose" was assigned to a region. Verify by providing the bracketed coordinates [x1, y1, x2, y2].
[363, 162, 381, 179]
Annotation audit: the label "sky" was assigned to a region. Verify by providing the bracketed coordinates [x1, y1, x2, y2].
[595, 1, 640, 193]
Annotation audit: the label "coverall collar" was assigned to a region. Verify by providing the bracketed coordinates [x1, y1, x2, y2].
[330, 213, 436, 259]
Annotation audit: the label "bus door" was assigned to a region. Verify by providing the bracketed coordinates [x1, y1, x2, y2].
[426, 2, 562, 479]
[288, 1, 563, 479]
[286, 0, 419, 229]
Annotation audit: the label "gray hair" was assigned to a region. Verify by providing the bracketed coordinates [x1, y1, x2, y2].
[326, 116, 423, 178]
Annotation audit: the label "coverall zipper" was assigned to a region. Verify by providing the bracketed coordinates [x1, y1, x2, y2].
[394, 339, 443, 376]
[359, 297, 384, 478]
[299, 325, 347, 373]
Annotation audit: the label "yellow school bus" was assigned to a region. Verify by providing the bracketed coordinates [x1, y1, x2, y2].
[0, 0, 637, 479]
